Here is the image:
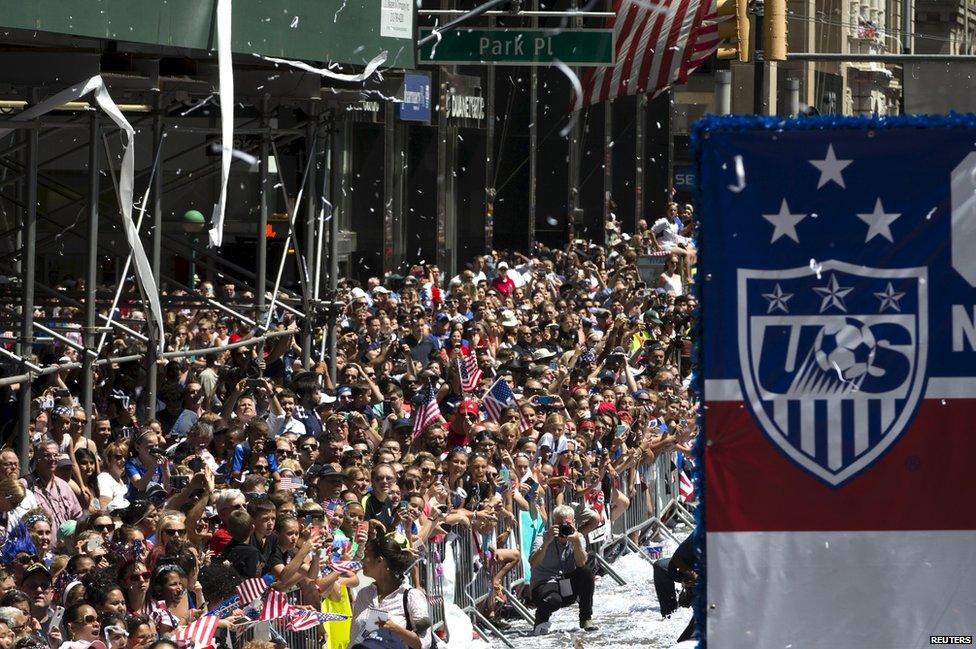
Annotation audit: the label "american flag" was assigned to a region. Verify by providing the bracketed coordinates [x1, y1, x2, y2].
[260, 589, 289, 621]
[679, 470, 695, 503]
[286, 608, 350, 631]
[174, 613, 220, 649]
[148, 600, 180, 630]
[482, 378, 531, 432]
[459, 352, 483, 394]
[412, 381, 443, 440]
[278, 475, 295, 491]
[236, 577, 269, 605]
[576, 0, 724, 109]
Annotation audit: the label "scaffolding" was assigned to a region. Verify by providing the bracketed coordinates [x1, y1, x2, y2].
[0, 91, 341, 463]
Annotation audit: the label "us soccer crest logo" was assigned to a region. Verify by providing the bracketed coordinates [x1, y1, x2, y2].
[738, 260, 927, 487]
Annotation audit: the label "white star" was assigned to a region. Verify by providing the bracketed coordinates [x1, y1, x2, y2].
[762, 283, 793, 313]
[856, 198, 901, 243]
[813, 274, 854, 313]
[809, 144, 853, 189]
[874, 282, 906, 312]
[762, 199, 808, 243]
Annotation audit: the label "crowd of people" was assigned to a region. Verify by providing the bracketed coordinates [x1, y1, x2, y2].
[0, 203, 699, 649]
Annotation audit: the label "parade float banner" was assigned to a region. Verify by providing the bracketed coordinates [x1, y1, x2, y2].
[696, 115, 976, 649]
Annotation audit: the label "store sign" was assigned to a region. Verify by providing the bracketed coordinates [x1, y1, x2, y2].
[419, 28, 614, 66]
[445, 93, 485, 120]
[400, 72, 431, 123]
[674, 165, 697, 192]
[441, 73, 485, 129]
[380, 0, 412, 39]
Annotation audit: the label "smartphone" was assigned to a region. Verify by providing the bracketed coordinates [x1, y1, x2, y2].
[48, 606, 64, 632]
[55, 388, 71, 398]
[171, 475, 190, 490]
[86, 536, 103, 552]
[536, 395, 554, 406]
[188, 456, 203, 473]
[39, 397, 54, 410]
[398, 500, 410, 511]
[524, 477, 539, 501]
[356, 522, 369, 539]
[246, 378, 264, 389]
[615, 424, 629, 438]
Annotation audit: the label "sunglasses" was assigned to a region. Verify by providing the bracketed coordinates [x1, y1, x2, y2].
[251, 466, 269, 473]
[162, 528, 186, 537]
[93, 523, 114, 532]
[75, 615, 99, 625]
[128, 571, 151, 582]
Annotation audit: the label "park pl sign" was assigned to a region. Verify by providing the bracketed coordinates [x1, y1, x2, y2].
[418, 28, 614, 66]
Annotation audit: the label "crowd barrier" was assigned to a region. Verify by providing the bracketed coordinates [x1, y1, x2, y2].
[227, 451, 695, 648]
[413, 451, 695, 648]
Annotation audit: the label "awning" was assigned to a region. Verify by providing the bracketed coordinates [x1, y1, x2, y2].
[0, 0, 415, 69]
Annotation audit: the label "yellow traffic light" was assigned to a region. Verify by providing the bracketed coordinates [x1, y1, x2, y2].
[717, 0, 750, 62]
[764, 0, 787, 61]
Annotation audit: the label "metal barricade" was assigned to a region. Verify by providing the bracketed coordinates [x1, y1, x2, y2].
[232, 587, 319, 649]
[417, 539, 450, 643]
[450, 526, 516, 648]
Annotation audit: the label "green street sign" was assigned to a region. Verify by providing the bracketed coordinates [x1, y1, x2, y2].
[419, 28, 614, 66]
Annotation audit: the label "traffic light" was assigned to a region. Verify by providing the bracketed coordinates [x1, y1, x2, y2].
[764, 0, 788, 61]
[717, 0, 751, 62]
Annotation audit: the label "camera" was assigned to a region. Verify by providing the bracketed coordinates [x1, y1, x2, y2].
[558, 523, 575, 537]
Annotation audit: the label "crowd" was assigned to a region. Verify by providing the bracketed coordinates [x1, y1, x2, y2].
[0, 202, 699, 649]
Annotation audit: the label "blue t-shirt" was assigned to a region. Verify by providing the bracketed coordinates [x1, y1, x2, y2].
[124, 458, 163, 499]
[230, 441, 279, 474]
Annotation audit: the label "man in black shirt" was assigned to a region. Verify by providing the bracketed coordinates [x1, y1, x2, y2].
[653, 529, 699, 642]
[222, 510, 262, 578]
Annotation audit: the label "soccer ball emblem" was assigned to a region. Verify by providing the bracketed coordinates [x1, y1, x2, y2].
[814, 318, 877, 380]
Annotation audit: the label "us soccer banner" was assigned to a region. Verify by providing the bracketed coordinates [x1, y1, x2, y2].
[695, 116, 976, 648]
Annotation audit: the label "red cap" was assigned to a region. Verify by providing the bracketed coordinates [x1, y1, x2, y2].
[596, 402, 618, 415]
[579, 420, 596, 430]
[228, 333, 242, 344]
[458, 400, 480, 415]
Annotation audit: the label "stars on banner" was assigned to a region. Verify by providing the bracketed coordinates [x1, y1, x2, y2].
[875, 282, 906, 312]
[813, 274, 854, 313]
[762, 199, 808, 243]
[809, 144, 852, 189]
[762, 283, 793, 313]
[856, 198, 902, 243]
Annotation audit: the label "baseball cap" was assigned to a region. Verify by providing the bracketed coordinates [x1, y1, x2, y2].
[393, 418, 413, 430]
[497, 261, 509, 270]
[23, 562, 51, 581]
[337, 386, 353, 397]
[458, 400, 480, 416]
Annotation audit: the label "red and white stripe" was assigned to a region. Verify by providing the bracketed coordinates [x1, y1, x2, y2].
[174, 614, 220, 649]
[236, 577, 269, 605]
[286, 608, 322, 632]
[678, 470, 694, 503]
[260, 589, 289, 621]
[704, 382, 976, 647]
[577, 0, 723, 109]
[460, 352, 483, 394]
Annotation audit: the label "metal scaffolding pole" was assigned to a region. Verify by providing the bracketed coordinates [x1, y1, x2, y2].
[383, 102, 396, 275]
[17, 128, 37, 464]
[528, 0, 539, 249]
[147, 94, 164, 416]
[485, 16, 496, 255]
[82, 113, 99, 435]
[257, 97, 270, 320]
[302, 106, 318, 370]
[328, 120, 341, 384]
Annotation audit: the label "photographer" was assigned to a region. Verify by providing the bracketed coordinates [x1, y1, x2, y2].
[653, 530, 699, 642]
[528, 505, 597, 636]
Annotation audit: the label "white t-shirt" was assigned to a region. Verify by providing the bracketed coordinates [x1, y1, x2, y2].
[349, 583, 432, 649]
[96, 472, 130, 512]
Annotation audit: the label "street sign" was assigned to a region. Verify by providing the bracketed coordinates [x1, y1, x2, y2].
[418, 28, 614, 66]
[400, 72, 432, 123]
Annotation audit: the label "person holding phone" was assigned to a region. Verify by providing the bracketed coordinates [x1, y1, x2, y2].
[527, 505, 596, 636]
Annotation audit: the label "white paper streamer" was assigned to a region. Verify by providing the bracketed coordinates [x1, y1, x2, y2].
[0, 77, 164, 353]
[209, 0, 234, 248]
[254, 50, 388, 83]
